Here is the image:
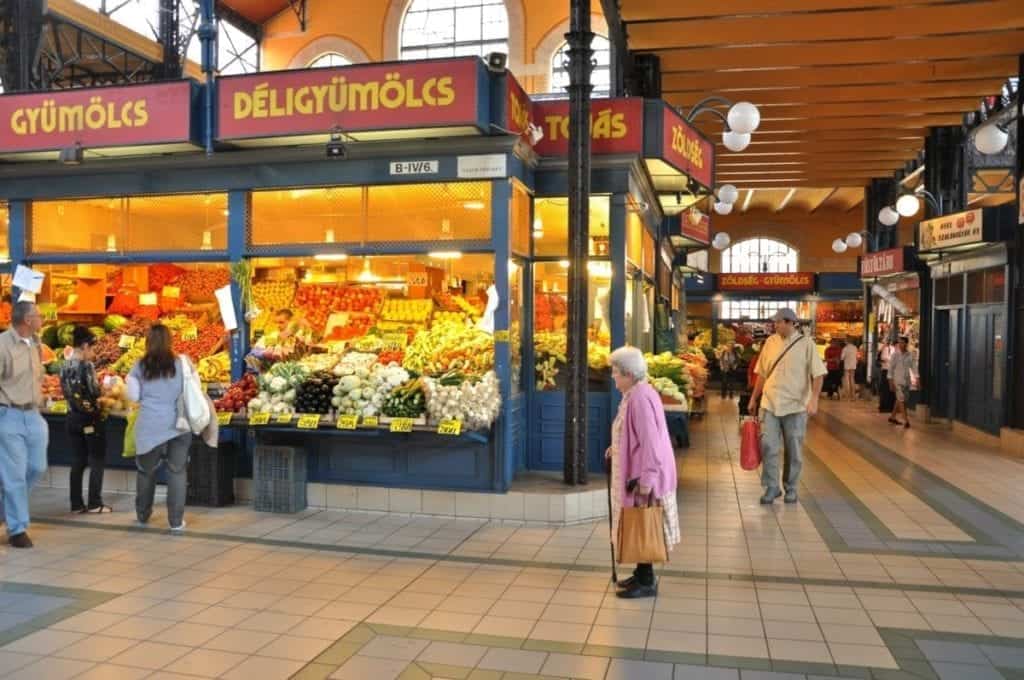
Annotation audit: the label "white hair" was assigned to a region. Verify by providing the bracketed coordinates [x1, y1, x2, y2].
[609, 346, 647, 381]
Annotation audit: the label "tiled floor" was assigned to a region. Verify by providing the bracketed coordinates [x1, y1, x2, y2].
[1, 395, 1024, 679]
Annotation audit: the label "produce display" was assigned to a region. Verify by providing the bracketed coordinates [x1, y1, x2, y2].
[382, 377, 427, 418]
[645, 352, 694, 400]
[333, 361, 409, 416]
[198, 352, 231, 383]
[98, 376, 134, 414]
[43, 375, 63, 401]
[253, 280, 296, 314]
[180, 269, 231, 304]
[213, 374, 259, 413]
[423, 371, 501, 429]
[380, 299, 432, 324]
[250, 362, 309, 415]
[298, 352, 339, 374]
[403, 321, 494, 376]
[678, 348, 708, 400]
[650, 376, 687, 407]
[294, 371, 341, 415]
[173, 324, 224, 363]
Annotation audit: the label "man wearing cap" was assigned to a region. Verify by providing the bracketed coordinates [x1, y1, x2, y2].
[748, 308, 826, 505]
[0, 301, 48, 547]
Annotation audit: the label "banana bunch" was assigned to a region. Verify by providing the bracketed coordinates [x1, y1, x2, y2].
[112, 343, 146, 375]
[198, 352, 231, 383]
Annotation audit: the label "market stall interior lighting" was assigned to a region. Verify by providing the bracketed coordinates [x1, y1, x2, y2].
[428, 251, 463, 260]
[974, 122, 1010, 155]
[200, 230, 213, 251]
[461, 201, 486, 210]
[313, 253, 348, 262]
[105, 235, 117, 253]
[325, 228, 336, 243]
[356, 256, 378, 282]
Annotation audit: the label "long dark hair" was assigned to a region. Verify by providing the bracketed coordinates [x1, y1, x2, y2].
[140, 324, 176, 381]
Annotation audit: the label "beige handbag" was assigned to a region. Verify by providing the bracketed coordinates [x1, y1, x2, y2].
[616, 494, 669, 564]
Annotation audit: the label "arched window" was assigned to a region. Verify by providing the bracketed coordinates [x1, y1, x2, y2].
[550, 35, 611, 94]
[400, 0, 509, 60]
[308, 52, 352, 68]
[721, 237, 798, 274]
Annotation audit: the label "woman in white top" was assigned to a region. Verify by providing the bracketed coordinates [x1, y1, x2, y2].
[841, 339, 859, 400]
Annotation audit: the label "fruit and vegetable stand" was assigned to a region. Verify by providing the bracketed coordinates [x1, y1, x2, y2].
[1, 55, 718, 496]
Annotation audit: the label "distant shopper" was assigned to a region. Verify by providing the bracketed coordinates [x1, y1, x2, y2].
[0, 302, 48, 548]
[718, 342, 740, 399]
[888, 336, 913, 429]
[877, 339, 895, 413]
[823, 338, 842, 400]
[606, 347, 680, 598]
[60, 326, 111, 514]
[126, 324, 192, 532]
[748, 308, 826, 505]
[841, 337, 859, 400]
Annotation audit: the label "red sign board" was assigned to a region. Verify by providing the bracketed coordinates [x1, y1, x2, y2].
[505, 74, 532, 139]
[680, 209, 710, 244]
[0, 81, 193, 153]
[532, 98, 643, 156]
[217, 58, 481, 141]
[718, 273, 815, 292]
[661, 106, 714, 188]
[859, 248, 905, 278]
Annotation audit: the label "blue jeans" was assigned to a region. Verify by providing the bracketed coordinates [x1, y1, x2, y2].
[0, 408, 49, 536]
[759, 409, 806, 494]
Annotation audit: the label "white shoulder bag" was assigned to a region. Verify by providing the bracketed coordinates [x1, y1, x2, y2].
[178, 356, 211, 435]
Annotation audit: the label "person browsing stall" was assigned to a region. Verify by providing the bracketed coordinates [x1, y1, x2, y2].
[0, 302, 48, 548]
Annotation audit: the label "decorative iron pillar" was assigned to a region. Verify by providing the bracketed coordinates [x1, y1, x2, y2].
[564, 0, 594, 486]
[198, 0, 217, 155]
[925, 126, 966, 216]
[155, 0, 182, 80]
[1010, 54, 1024, 428]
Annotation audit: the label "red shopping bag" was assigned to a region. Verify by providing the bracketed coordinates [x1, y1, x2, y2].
[740, 418, 762, 470]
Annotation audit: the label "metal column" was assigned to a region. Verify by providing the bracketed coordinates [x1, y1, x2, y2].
[1010, 55, 1024, 428]
[563, 0, 594, 486]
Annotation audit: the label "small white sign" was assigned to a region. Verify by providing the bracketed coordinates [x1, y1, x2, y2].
[13, 265, 45, 294]
[390, 160, 439, 176]
[457, 154, 507, 179]
[214, 285, 238, 332]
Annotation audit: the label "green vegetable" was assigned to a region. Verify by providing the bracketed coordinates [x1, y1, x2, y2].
[41, 325, 59, 349]
[104, 315, 128, 332]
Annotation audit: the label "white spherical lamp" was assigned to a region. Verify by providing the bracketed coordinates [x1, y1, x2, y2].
[845, 232, 863, 249]
[896, 194, 920, 217]
[722, 130, 751, 152]
[712, 232, 731, 250]
[717, 184, 739, 205]
[832, 238, 848, 254]
[974, 124, 1009, 155]
[714, 201, 733, 216]
[727, 101, 761, 135]
[878, 206, 900, 226]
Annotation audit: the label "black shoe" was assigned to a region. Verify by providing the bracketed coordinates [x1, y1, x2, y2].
[616, 581, 657, 599]
[8, 533, 33, 548]
[616, 576, 636, 589]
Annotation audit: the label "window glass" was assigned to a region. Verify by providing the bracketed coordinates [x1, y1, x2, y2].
[532, 196, 610, 257]
[986, 267, 1006, 304]
[533, 259, 611, 392]
[550, 35, 611, 94]
[31, 194, 228, 254]
[0, 203, 8, 260]
[510, 180, 530, 257]
[720, 299, 798, 320]
[721, 238, 798, 273]
[308, 52, 352, 68]
[626, 210, 643, 267]
[400, 0, 508, 60]
[509, 257, 524, 395]
[251, 187, 364, 245]
[642, 228, 655, 277]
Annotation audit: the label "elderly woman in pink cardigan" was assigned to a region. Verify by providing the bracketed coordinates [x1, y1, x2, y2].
[606, 346, 681, 599]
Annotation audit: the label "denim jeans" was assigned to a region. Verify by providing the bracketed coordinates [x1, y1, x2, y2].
[759, 409, 807, 494]
[0, 408, 49, 537]
[135, 433, 191, 528]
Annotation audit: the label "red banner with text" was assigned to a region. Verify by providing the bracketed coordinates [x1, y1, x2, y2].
[0, 81, 193, 153]
[680, 210, 710, 244]
[661, 106, 714, 189]
[718, 273, 815, 292]
[217, 58, 481, 140]
[532, 98, 643, 156]
[859, 248, 905, 278]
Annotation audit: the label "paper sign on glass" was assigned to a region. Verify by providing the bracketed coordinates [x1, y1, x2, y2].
[214, 285, 238, 331]
[13, 265, 45, 294]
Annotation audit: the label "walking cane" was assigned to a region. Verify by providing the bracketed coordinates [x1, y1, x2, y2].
[605, 456, 618, 585]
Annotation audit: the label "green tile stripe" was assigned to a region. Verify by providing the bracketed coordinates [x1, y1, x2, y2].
[0, 582, 119, 647]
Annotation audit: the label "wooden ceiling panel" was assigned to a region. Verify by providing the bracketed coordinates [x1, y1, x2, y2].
[627, 1, 1024, 50]
[620, 0, 962, 21]
[696, 114, 957, 133]
[653, 31, 1024, 71]
[750, 98, 987, 119]
[671, 80, 1007, 105]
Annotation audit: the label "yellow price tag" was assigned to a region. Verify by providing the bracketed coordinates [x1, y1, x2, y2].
[437, 420, 462, 436]
[361, 415, 379, 428]
[297, 414, 321, 429]
[49, 400, 69, 414]
[139, 292, 158, 307]
[249, 412, 270, 426]
[389, 418, 414, 433]
[493, 329, 510, 343]
[118, 335, 137, 350]
[337, 414, 359, 430]
[275, 414, 293, 425]
[381, 332, 408, 351]
[216, 412, 233, 425]
[162, 286, 180, 299]
[180, 324, 198, 342]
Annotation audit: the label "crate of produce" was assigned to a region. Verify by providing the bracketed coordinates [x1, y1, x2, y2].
[253, 445, 307, 513]
[186, 440, 236, 507]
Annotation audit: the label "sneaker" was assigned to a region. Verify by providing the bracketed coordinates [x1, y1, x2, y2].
[760, 489, 782, 505]
[616, 580, 658, 599]
[784, 490, 798, 504]
[170, 521, 187, 534]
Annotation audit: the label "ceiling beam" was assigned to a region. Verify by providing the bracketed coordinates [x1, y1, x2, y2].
[809, 188, 841, 214]
[724, 140, 923, 153]
[671, 79, 1006, 105]
[661, 57, 1018, 92]
[716, 151, 919, 162]
[649, 30, 1024, 71]
[695, 114, 958, 133]
[626, 1, 1024, 50]
[775, 188, 798, 213]
[620, 0, 961, 21]
[749, 98, 987, 119]
[742, 189, 756, 213]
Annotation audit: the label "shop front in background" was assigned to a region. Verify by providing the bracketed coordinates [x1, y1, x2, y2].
[923, 207, 1015, 435]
